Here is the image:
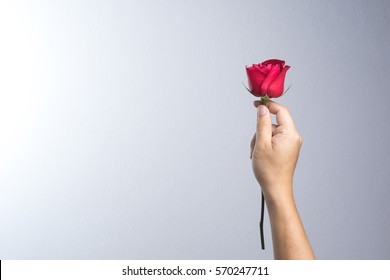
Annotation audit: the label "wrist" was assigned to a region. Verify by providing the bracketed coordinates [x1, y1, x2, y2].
[262, 184, 295, 211]
[265, 190, 298, 229]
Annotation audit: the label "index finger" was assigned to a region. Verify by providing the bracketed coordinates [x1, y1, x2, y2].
[266, 100, 296, 128]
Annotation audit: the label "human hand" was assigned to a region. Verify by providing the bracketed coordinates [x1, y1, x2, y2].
[250, 100, 302, 203]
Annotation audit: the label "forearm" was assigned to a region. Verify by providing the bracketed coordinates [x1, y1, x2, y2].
[265, 187, 315, 260]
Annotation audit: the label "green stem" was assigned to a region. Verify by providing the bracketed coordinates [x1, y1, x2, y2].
[261, 96, 270, 105]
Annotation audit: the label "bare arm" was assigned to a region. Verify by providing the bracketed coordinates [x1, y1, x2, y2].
[250, 100, 315, 260]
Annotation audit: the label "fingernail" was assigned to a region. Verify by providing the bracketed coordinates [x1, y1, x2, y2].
[258, 105, 267, 117]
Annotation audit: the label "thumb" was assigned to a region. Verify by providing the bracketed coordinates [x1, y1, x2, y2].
[256, 105, 272, 145]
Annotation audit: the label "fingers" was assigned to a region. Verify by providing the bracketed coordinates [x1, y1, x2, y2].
[250, 124, 278, 158]
[267, 101, 295, 128]
[250, 133, 255, 159]
[256, 105, 272, 146]
[253, 100, 262, 108]
[253, 100, 295, 128]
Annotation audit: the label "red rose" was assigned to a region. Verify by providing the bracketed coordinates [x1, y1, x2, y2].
[246, 59, 290, 98]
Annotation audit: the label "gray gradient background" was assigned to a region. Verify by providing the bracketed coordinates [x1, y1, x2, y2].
[0, 0, 389, 259]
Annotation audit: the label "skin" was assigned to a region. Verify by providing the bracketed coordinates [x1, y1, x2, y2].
[250, 100, 315, 260]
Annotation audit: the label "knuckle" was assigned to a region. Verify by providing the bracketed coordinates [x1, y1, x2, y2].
[295, 134, 303, 145]
[278, 104, 288, 112]
[278, 127, 287, 134]
[257, 123, 270, 132]
[289, 131, 301, 142]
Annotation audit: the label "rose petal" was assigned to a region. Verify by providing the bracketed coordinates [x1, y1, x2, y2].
[246, 66, 266, 97]
[260, 65, 281, 96]
[265, 64, 273, 74]
[267, 65, 290, 98]
[254, 64, 270, 75]
[261, 59, 285, 68]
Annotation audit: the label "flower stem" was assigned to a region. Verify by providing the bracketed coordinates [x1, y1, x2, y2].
[258, 97, 268, 251]
[261, 96, 270, 105]
[260, 192, 265, 250]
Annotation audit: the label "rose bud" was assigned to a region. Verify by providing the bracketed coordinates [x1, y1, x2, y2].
[246, 59, 290, 98]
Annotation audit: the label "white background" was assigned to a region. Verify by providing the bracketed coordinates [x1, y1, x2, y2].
[1, 0, 390, 259]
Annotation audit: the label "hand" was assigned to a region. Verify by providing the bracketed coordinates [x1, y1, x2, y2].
[250, 100, 315, 260]
[250, 100, 302, 203]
